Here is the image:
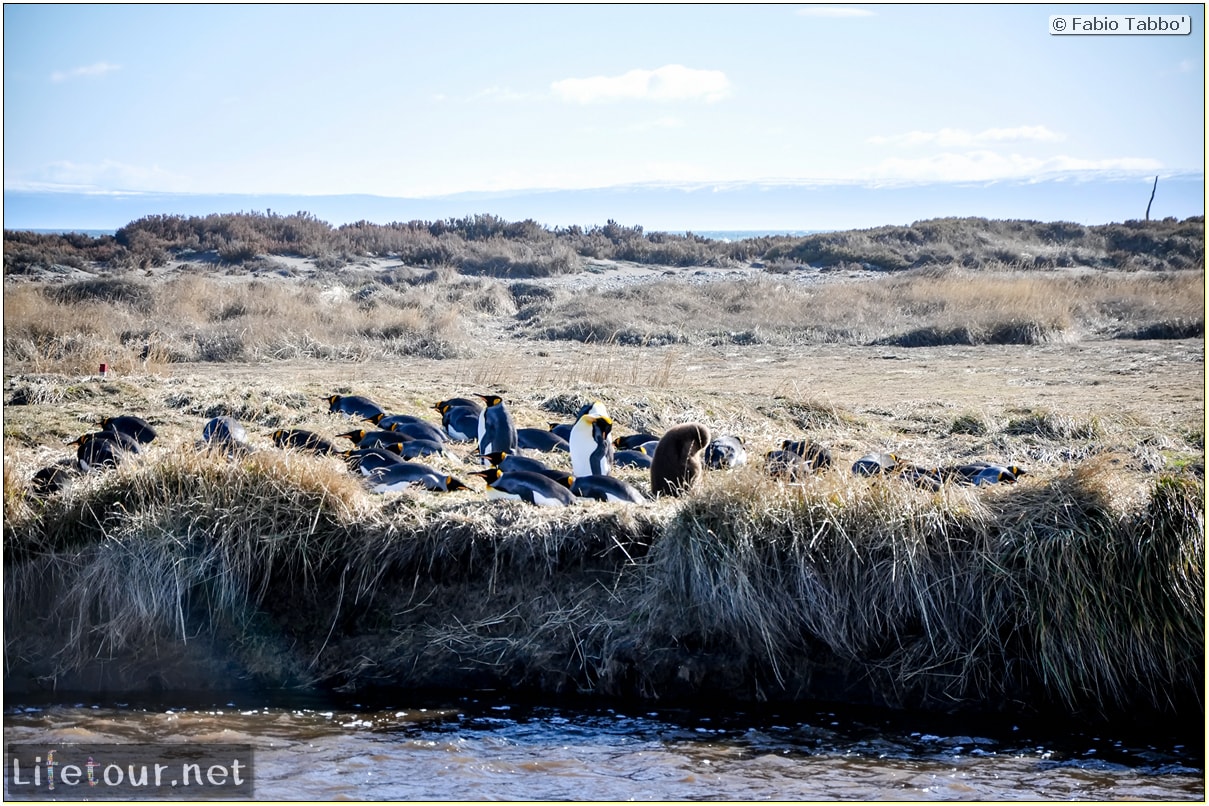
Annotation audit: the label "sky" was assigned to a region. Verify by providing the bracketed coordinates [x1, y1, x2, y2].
[3, 3, 1205, 204]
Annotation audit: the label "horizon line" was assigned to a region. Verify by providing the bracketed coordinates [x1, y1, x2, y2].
[5, 169, 1204, 201]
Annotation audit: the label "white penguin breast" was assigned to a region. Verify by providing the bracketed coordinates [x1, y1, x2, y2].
[569, 420, 596, 477]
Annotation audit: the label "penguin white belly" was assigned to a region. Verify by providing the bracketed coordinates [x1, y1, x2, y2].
[371, 479, 413, 493]
[569, 427, 595, 477]
[486, 487, 522, 502]
[531, 490, 570, 507]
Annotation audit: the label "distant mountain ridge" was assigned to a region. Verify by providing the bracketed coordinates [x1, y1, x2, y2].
[4, 173, 1204, 233]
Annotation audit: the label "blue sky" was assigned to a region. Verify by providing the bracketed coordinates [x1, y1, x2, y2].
[3, 3, 1204, 200]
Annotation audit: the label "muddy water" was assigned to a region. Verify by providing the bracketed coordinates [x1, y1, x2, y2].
[4, 693, 1202, 801]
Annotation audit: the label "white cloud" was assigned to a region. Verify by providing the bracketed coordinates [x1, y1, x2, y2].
[624, 116, 686, 133]
[551, 64, 731, 104]
[868, 126, 1066, 147]
[795, 7, 876, 17]
[865, 151, 1162, 182]
[50, 62, 120, 83]
[27, 159, 188, 192]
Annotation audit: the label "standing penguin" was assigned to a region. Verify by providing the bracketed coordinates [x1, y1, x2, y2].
[650, 423, 712, 497]
[570, 401, 614, 477]
[477, 394, 519, 456]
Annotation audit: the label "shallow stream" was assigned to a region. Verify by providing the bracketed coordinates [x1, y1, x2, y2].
[4, 691, 1202, 800]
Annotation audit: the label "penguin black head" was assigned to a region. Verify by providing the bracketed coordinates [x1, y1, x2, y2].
[470, 467, 503, 484]
[478, 394, 504, 407]
[445, 476, 471, 492]
[482, 451, 509, 465]
[1007, 465, 1027, 478]
[328, 395, 341, 406]
[336, 429, 365, 442]
[433, 402, 448, 414]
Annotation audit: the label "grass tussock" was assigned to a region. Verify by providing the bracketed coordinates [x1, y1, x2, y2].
[637, 459, 1203, 714]
[517, 270, 1204, 348]
[2, 271, 502, 372]
[3, 439, 1202, 719]
[6, 213, 1202, 275]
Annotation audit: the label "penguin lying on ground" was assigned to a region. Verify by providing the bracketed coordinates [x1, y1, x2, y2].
[386, 420, 449, 444]
[69, 431, 139, 472]
[650, 423, 712, 497]
[613, 448, 653, 469]
[471, 467, 575, 507]
[435, 403, 481, 442]
[944, 462, 1027, 486]
[272, 428, 338, 455]
[99, 415, 157, 445]
[568, 474, 648, 504]
[328, 394, 385, 421]
[436, 397, 483, 414]
[336, 428, 408, 449]
[614, 432, 661, 451]
[852, 452, 900, 476]
[31, 461, 79, 496]
[371, 413, 430, 431]
[782, 439, 833, 471]
[704, 435, 747, 470]
[367, 462, 469, 493]
[765, 449, 811, 481]
[343, 446, 406, 475]
[196, 416, 253, 457]
[482, 452, 574, 485]
[518, 428, 570, 453]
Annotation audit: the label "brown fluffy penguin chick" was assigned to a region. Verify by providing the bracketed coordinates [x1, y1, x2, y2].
[650, 422, 712, 498]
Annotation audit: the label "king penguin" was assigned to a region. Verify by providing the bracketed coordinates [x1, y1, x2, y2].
[703, 435, 747, 470]
[477, 394, 519, 456]
[70, 431, 138, 472]
[367, 462, 469, 493]
[852, 452, 899, 476]
[650, 423, 712, 497]
[328, 394, 386, 421]
[570, 474, 647, 504]
[435, 403, 481, 442]
[570, 401, 614, 477]
[198, 416, 252, 457]
[99, 415, 157, 445]
[471, 467, 575, 507]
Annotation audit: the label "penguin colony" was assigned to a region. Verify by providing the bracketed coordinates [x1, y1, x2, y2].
[28, 393, 1027, 504]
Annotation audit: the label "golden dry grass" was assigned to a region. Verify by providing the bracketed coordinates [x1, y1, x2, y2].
[3, 267, 1203, 373]
[524, 269, 1204, 347]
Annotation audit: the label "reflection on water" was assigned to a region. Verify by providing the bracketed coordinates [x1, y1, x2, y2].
[4, 692, 1203, 801]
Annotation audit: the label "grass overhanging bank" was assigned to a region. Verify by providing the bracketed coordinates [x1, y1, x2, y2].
[3, 442, 1203, 724]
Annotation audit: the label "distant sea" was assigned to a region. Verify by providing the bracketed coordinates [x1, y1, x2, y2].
[17, 227, 819, 242]
[22, 228, 117, 237]
[4, 173, 1204, 234]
